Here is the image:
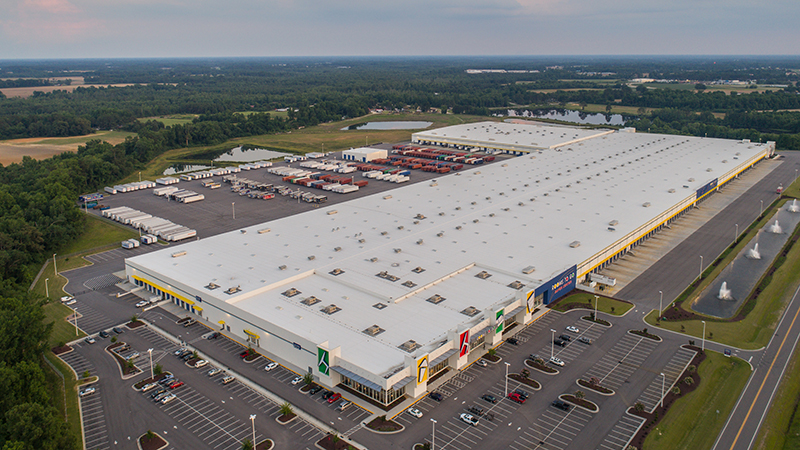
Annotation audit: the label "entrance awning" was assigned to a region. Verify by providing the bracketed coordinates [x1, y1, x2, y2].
[430, 348, 457, 367]
[505, 305, 524, 317]
[331, 366, 383, 392]
[391, 375, 416, 391]
[243, 329, 260, 339]
[469, 326, 492, 343]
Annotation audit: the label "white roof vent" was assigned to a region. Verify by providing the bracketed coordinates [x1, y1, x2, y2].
[569, 241, 581, 248]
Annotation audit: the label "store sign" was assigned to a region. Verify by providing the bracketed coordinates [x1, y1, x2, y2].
[526, 290, 536, 314]
[317, 348, 330, 376]
[417, 355, 429, 385]
[495, 308, 505, 334]
[459, 330, 470, 357]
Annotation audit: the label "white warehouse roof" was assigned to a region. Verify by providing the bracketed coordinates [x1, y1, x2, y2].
[127, 123, 771, 377]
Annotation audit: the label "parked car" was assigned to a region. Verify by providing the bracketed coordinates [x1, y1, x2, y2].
[467, 406, 484, 416]
[207, 332, 220, 340]
[239, 350, 251, 358]
[578, 337, 593, 345]
[481, 394, 497, 404]
[153, 392, 170, 402]
[429, 392, 443, 402]
[113, 327, 124, 334]
[407, 407, 423, 418]
[529, 354, 542, 362]
[135, 300, 150, 308]
[264, 362, 279, 371]
[150, 388, 166, 398]
[291, 376, 303, 385]
[99, 331, 110, 338]
[60, 296, 75, 303]
[508, 392, 526, 404]
[208, 368, 222, 377]
[475, 359, 488, 367]
[554, 339, 567, 347]
[552, 400, 571, 411]
[337, 400, 351, 411]
[459, 413, 479, 427]
[322, 391, 334, 400]
[194, 360, 208, 368]
[160, 394, 176, 404]
[566, 326, 580, 333]
[79, 387, 96, 397]
[327, 393, 342, 404]
[222, 375, 236, 385]
[178, 350, 192, 359]
[549, 356, 565, 367]
[125, 352, 140, 361]
[84, 336, 96, 345]
[142, 383, 158, 392]
[507, 337, 519, 345]
[309, 386, 322, 395]
[168, 380, 184, 389]
[181, 353, 194, 361]
[183, 319, 196, 327]
[559, 334, 572, 341]
[65, 298, 77, 305]
[513, 389, 529, 400]
[159, 376, 175, 385]
[174, 348, 187, 356]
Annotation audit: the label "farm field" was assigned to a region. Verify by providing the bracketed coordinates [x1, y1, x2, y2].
[0, 131, 135, 165]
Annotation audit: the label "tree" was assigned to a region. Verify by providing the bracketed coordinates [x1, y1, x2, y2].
[154, 363, 163, 375]
[695, 83, 707, 91]
[605, 104, 613, 113]
[279, 402, 293, 417]
[487, 348, 497, 357]
[303, 372, 314, 386]
[671, 386, 681, 395]
[574, 390, 585, 400]
[634, 402, 645, 413]
[241, 439, 253, 450]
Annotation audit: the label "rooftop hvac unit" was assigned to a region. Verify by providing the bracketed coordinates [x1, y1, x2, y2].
[522, 266, 535, 274]
[569, 241, 581, 248]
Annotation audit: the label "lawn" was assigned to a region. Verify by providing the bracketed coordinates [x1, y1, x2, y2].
[57, 213, 138, 256]
[644, 198, 792, 349]
[643, 351, 751, 450]
[549, 292, 633, 316]
[138, 114, 197, 127]
[754, 333, 800, 450]
[43, 352, 84, 444]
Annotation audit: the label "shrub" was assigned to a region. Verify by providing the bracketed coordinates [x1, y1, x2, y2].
[574, 390, 585, 400]
[610, 306, 615, 313]
[303, 372, 314, 385]
[146, 430, 155, 440]
[154, 364, 163, 375]
[131, 315, 139, 323]
[687, 365, 696, 373]
[684, 377, 694, 386]
[634, 402, 645, 413]
[111, 336, 117, 343]
[279, 402, 293, 416]
[487, 348, 497, 356]
[672, 386, 681, 395]
[241, 439, 253, 450]
[82, 370, 90, 379]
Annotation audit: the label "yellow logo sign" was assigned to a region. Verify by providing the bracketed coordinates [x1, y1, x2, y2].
[416, 355, 429, 385]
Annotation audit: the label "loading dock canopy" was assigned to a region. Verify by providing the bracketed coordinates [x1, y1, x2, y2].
[331, 365, 384, 392]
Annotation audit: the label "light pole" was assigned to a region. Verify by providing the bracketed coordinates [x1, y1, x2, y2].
[659, 290, 663, 316]
[139, 171, 142, 182]
[735, 223, 739, 244]
[45, 278, 49, 299]
[701, 320, 707, 351]
[550, 329, 556, 359]
[431, 418, 437, 450]
[53, 253, 58, 277]
[148, 348, 154, 379]
[699, 255, 703, 279]
[504, 362, 511, 396]
[71, 305, 78, 336]
[660, 372, 666, 408]
[760, 199, 764, 216]
[232, 202, 236, 220]
[594, 295, 599, 321]
[250, 414, 256, 448]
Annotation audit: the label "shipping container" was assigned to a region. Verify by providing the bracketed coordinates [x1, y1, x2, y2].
[180, 194, 205, 204]
[79, 193, 104, 203]
[104, 186, 117, 195]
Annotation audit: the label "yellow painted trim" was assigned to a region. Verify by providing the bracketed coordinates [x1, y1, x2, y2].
[243, 329, 260, 339]
[131, 275, 194, 305]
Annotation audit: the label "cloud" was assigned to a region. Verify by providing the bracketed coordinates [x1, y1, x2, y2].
[0, 0, 103, 44]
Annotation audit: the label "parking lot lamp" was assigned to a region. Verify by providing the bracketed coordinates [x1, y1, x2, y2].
[148, 348, 154, 380]
[232, 202, 236, 220]
[504, 362, 511, 396]
[735, 223, 739, 244]
[71, 305, 78, 336]
[699, 255, 703, 279]
[45, 278, 49, 299]
[594, 295, 598, 321]
[250, 414, 256, 448]
[53, 253, 58, 277]
[760, 199, 763, 216]
[702, 321, 706, 351]
[430, 418, 437, 450]
[660, 372, 665, 408]
[550, 329, 556, 359]
[659, 290, 663, 316]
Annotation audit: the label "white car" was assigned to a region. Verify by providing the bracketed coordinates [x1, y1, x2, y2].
[194, 359, 208, 368]
[160, 393, 176, 404]
[65, 298, 77, 305]
[475, 359, 488, 367]
[407, 407, 423, 418]
[549, 356, 565, 367]
[174, 348, 187, 356]
[459, 413, 479, 427]
[222, 375, 235, 385]
[135, 300, 150, 308]
[291, 376, 303, 385]
[566, 326, 580, 333]
[265, 362, 279, 371]
[60, 295, 75, 303]
[79, 387, 96, 397]
[207, 368, 222, 376]
[142, 383, 158, 392]
[84, 336, 96, 345]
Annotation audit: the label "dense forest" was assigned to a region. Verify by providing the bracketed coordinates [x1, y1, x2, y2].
[1, 56, 800, 448]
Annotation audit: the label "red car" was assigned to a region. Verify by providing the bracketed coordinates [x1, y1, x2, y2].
[239, 350, 250, 358]
[168, 380, 185, 390]
[327, 393, 342, 404]
[508, 392, 526, 404]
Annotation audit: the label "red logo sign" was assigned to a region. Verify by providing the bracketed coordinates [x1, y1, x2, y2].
[459, 330, 470, 357]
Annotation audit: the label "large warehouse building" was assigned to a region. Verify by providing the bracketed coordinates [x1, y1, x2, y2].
[125, 121, 773, 406]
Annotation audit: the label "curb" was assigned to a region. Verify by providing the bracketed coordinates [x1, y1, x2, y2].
[558, 394, 599, 414]
[575, 379, 615, 396]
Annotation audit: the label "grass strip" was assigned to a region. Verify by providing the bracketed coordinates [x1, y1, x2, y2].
[548, 292, 634, 316]
[642, 351, 750, 450]
[753, 331, 800, 450]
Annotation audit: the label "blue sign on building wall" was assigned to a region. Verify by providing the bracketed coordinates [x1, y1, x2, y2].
[696, 178, 718, 200]
[534, 265, 577, 305]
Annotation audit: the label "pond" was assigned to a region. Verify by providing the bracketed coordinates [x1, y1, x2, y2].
[162, 164, 212, 175]
[505, 109, 629, 126]
[213, 146, 291, 162]
[340, 121, 433, 131]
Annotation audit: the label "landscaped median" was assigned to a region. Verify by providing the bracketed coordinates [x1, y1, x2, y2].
[629, 350, 750, 450]
[548, 292, 634, 316]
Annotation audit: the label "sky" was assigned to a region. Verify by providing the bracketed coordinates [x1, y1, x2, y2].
[1, 0, 798, 59]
